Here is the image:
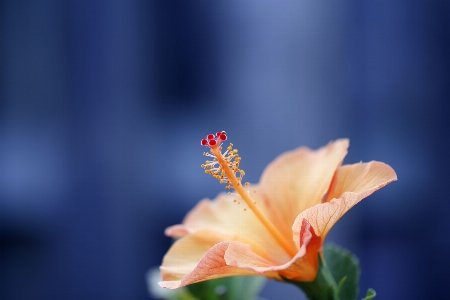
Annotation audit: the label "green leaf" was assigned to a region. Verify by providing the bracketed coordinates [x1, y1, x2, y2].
[224, 276, 267, 300]
[168, 290, 200, 300]
[336, 276, 348, 296]
[324, 243, 361, 300]
[186, 276, 266, 300]
[361, 288, 376, 300]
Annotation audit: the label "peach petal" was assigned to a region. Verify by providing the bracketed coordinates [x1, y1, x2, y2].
[292, 161, 397, 244]
[159, 230, 255, 289]
[259, 139, 349, 238]
[224, 219, 322, 281]
[164, 224, 189, 238]
[224, 242, 278, 272]
[279, 219, 322, 281]
[325, 161, 398, 203]
[164, 194, 292, 263]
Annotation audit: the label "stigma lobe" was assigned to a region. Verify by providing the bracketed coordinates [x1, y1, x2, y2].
[200, 131, 227, 148]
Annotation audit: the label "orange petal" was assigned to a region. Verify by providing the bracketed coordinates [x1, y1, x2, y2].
[259, 139, 349, 238]
[224, 219, 322, 281]
[164, 193, 292, 263]
[292, 161, 397, 243]
[159, 230, 255, 289]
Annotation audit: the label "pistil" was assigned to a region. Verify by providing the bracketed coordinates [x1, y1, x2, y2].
[201, 132, 297, 257]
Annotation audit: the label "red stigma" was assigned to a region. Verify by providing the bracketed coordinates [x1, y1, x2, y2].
[201, 131, 227, 148]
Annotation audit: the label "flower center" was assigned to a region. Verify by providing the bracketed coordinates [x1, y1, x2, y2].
[201, 131, 297, 257]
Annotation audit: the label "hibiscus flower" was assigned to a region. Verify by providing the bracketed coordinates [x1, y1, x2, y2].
[159, 133, 396, 289]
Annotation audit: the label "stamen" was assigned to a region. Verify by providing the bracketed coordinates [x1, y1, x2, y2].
[200, 131, 296, 257]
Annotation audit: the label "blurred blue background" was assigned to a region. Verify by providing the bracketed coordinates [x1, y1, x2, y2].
[1, 1, 449, 299]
